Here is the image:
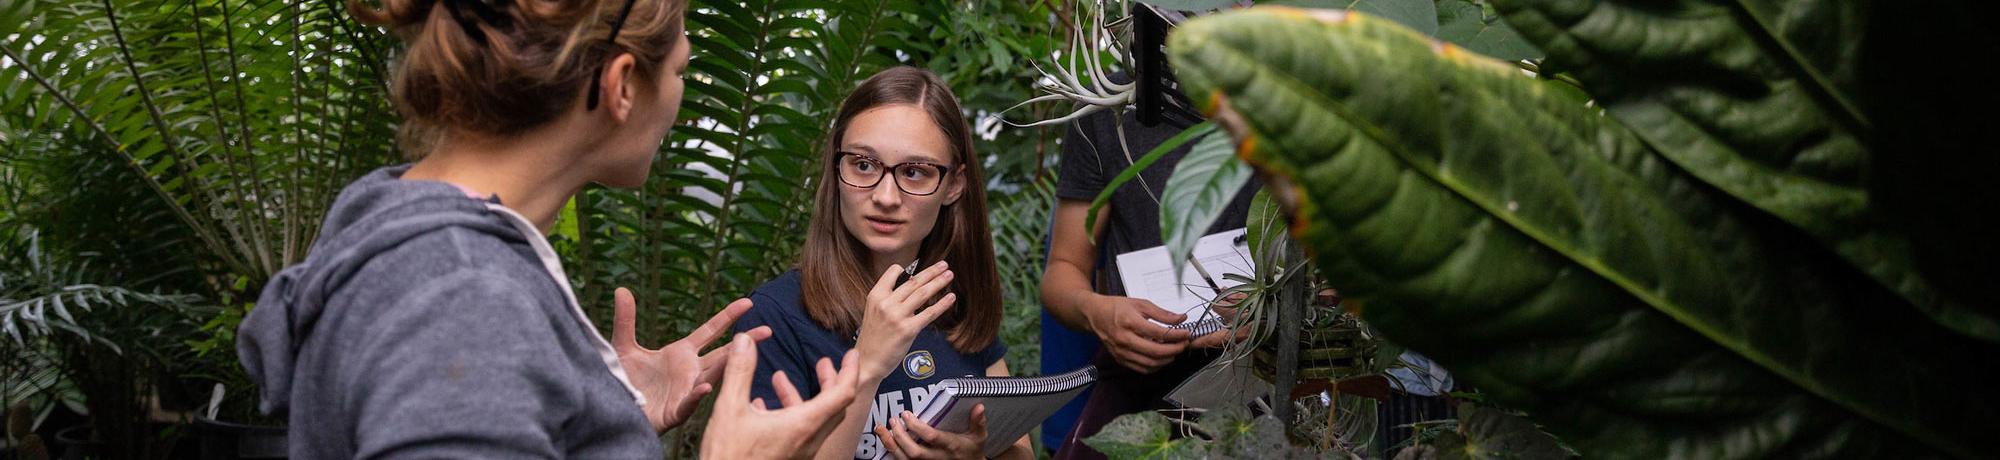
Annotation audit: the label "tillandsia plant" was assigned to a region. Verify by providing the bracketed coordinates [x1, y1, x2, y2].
[1166, 4, 1999, 459]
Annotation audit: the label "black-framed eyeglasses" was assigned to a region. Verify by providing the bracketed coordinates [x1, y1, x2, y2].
[837, 152, 956, 196]
[586, 0, 640, 111]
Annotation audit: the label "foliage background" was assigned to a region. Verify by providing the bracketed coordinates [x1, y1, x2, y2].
[0, 0, 1077, 454]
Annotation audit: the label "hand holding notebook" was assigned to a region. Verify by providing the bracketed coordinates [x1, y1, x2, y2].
[876, 404, 995, 459]
[870, 366, 1099, 459]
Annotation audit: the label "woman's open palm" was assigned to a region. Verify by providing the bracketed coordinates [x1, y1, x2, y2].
[612, 287, 771, 432]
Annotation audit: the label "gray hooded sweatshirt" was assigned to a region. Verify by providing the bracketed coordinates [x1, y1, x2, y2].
[238, 165, 660, 458]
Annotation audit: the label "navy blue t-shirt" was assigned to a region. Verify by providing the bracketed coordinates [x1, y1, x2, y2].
[734, 269, 1007, 460]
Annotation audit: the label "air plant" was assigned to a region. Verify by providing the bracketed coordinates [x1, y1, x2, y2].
[1002, 0, 1139, 129]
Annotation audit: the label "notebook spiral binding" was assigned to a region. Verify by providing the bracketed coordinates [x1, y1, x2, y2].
[1172, 316, 1226, 338]
[946, 366, 1099, 396]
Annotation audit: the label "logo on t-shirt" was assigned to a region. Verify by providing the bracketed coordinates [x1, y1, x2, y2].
[903, 350, 936, 380]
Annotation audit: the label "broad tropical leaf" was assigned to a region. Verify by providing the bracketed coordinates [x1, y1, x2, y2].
[1432, 0, 1538, 61]
[1486, 0, 2000, 341]
[1169, 7, 1997, 458]
[1158, 125, 1250, 281]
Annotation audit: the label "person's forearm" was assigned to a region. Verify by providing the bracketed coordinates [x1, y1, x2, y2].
[1040, 261, 1102, 332]
[1042, 199, 1108, 334]
[813, 371, 886, 460]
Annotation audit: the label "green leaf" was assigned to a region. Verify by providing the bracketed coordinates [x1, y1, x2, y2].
[1454, 404, 1574, 459]
[1085, 121, 1215, 236]
[1432, 0, 1540, 61]
[1169, 7, 1998, 458]
[1159, 124, 1250, 282]
[1486, 0, 1999, 341]
[1196, 406, 1312, 458]
[1081, 411, 1190, 459]
[1245, 188, 1281, 260]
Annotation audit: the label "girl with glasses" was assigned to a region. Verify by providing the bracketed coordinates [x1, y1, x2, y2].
[733, 66, 1031, 460]
[236, 0, 860, 456]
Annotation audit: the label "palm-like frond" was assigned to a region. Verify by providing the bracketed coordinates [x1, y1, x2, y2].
[0, 0, 399, 301]
[0, 233, 202, 350]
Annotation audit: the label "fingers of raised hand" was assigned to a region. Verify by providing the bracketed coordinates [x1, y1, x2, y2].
[699, 325, 768, 383]
[772, 371, 804, 407]
[871, 264, 905, 299]
[913, 292, 956, 325]
[716, 333, 759, 405]
[685, 298, 755, 347]
[613, 287, 640, 351]
[893, 261, 952, 304]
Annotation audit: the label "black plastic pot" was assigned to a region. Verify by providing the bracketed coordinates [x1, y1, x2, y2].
[194, 418, 286, 459]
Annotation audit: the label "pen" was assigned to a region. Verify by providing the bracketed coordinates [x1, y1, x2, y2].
[896, 258, 920, 288]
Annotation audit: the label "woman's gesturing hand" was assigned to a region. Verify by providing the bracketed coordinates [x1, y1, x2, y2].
[611, 287, 771, 432]
[701, 336, 863, 459]
[854, 261, 957, 379]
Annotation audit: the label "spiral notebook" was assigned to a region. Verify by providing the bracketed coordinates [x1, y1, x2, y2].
[1173, 316, 1227, 338]
[877, 366, 1099, 459]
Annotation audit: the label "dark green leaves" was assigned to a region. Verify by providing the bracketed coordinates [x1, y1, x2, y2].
[1159, 125, 1251, 279]
[1083, 407, 1321, 459]
[1169, 7, 1998, 458]
[1395, 404, 1574, 460]
[1487, 0, 1999, 340]
[1434, 0, 1540, 61]
[1082, 411, 1187, 459]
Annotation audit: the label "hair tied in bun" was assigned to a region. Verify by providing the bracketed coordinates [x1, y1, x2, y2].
[441, 0, 512, 44]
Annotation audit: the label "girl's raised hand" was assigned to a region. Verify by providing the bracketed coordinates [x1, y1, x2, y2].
[855, 261, 957, 379]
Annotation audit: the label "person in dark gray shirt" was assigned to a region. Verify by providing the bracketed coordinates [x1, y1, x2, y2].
[1040, 77, 1259, 460]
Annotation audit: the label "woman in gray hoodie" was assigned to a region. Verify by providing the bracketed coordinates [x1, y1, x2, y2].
[235, 0, 858, 457]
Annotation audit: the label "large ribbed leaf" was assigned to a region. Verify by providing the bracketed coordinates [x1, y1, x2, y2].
[1432, 0, 1539, 61]
[1485, 0, 2000, 341]
[1169, 7, 1997, 458]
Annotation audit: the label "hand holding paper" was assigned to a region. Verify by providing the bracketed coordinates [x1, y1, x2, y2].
[1081, 295, 1193, 373]
[1115, 228, 1253, 327]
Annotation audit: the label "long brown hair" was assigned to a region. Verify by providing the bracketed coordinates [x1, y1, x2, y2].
[799, 67, 1001, 353]
[349, 0, 687, 157]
